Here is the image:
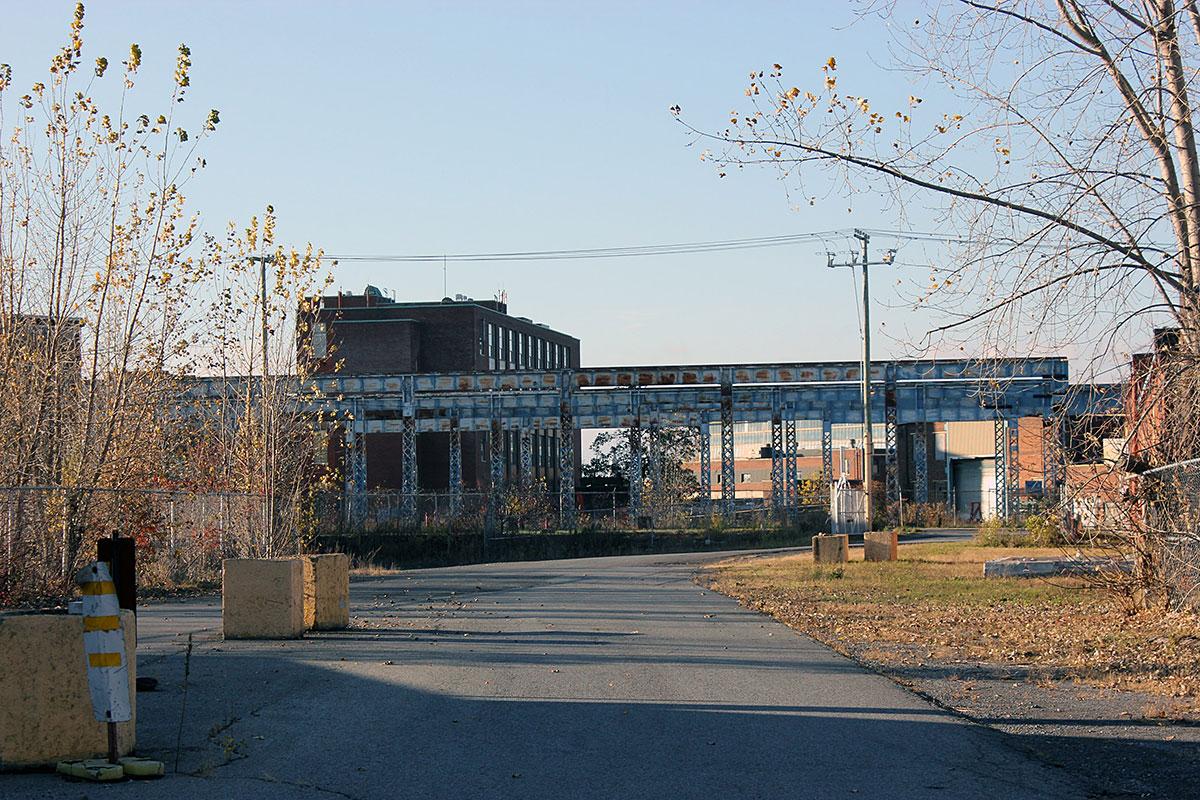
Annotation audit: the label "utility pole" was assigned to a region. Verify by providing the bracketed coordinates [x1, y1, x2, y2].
[250, 254, 273, 553]
[827, 230, 895, 531]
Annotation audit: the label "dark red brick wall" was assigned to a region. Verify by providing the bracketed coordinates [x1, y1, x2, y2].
[305, 296, 582, 494]
[326, 318, 418, 374]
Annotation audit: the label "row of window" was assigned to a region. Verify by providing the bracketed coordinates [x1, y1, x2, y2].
[713, 421, 888, 460]
[482, 322, 571, 371]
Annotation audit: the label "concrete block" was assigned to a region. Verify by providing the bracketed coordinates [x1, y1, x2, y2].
[0, 610, 136, 769]
[864, 531, 899, 562]
[301, 553, 350, 630]
[222, 558, 305, 639]
[983, 555, 1133, 578]
[813, 534, 849, 564]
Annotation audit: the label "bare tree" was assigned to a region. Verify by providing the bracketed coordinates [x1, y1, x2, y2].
[0, 5, 332, 602]
[182, 209, 334, 559]
[0, 4, 217, 597]
[675, 1, 1200, 357]
[674, 0, 1200, 607]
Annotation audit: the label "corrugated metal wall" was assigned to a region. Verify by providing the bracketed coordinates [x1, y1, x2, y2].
[945, 421, 995, 458]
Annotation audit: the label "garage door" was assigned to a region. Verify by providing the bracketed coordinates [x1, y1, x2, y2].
[953, 458, 996, 521]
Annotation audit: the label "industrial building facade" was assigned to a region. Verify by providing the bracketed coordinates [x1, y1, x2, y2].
[689, 418, 1055, 520]
[302, 288, 582, 495]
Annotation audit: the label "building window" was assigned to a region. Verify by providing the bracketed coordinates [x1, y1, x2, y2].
[518, 334, 526, 369]
[311, 322, 327, 359]
[507, 329, 515, 369]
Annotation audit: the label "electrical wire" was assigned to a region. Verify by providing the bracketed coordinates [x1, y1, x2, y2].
[325, 230, 853, 263]
[322, 228, 1175, 264]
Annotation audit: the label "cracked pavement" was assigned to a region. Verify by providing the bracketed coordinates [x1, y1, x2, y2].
[5, 550, 1087, 799]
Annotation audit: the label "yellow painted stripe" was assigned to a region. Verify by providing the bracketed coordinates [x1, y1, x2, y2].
[88, 652, 122, 668]
[81, 581, 116, 596]
[83, 615, 121, 632]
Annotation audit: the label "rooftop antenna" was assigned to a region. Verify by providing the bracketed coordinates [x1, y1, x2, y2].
[442, 254, 447, 298]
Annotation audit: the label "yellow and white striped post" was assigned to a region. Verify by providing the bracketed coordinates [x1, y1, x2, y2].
[75, 561, 131, 763]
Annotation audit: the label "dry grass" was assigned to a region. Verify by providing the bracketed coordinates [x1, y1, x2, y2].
[703, 542, 1200, 706]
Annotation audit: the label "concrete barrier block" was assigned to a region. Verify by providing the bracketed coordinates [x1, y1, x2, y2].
[301, 553, 350, 630]
[983, 555, 1133, 578]
[813, 534, 849, 564]
[0, 610, 136, 769]
[864, 531, 899, 562]
[222, 558, 305, 639]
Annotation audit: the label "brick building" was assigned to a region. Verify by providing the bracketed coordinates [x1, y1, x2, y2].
[302, 287, 581, 494]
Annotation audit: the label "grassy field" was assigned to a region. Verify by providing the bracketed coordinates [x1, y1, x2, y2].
[703, 542, 1200, 706]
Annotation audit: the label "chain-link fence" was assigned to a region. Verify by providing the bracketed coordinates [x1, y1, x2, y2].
[0, 486, 279, 604]
[1141, 459, 1200, 610]
[311, 489, 828, 535]
[0, 485, 830, 604]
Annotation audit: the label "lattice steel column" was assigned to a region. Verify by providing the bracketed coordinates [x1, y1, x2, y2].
[559, 383, 576, 529]
[821, 418, 833, 485]
[401, 417, 417, 519]
[401, 376, 418, 520]
[885, 369, 899, 504]
[647, 421, 662, 523]
[448, 422, 463, 516]
[519, 427, 533, 490]
[912, 422, 929, 503]
[628, 423, 643, 521]
[344, 414, 367, 528]
[1054, 412, 1070, 527]
[487, 419, 504, 534]
[1047, 414, 1065, 501]
[1008, 417, 1021, 520]
[785, 418, 798, 511]
[720, 376, 735, 519]
[699, 423, 712, 504]
[770, 415, 785, 518]
[994, 416, 1009, 519]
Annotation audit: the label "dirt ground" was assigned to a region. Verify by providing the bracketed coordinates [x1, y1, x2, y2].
[702, 543, 1200, 799]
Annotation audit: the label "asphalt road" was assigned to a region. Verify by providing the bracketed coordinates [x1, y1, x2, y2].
[7, 548, 1086, 799]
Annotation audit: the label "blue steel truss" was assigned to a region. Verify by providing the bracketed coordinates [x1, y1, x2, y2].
[770, 416, 785, 518]
[785, 419, 799, 511]
[912, 423, 928, 503]
[182, 358, 1120, 528]
[184, 359, 1116, 433]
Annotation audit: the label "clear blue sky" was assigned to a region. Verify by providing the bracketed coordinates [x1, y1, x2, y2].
[7, 1, 978, 367]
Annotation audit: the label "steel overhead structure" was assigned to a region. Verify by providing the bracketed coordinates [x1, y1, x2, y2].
[181, 357, 1122, 528]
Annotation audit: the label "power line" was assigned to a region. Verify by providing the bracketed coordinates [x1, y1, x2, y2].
[323, 228, 1176, 264]
[325, 230, 854, 263]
